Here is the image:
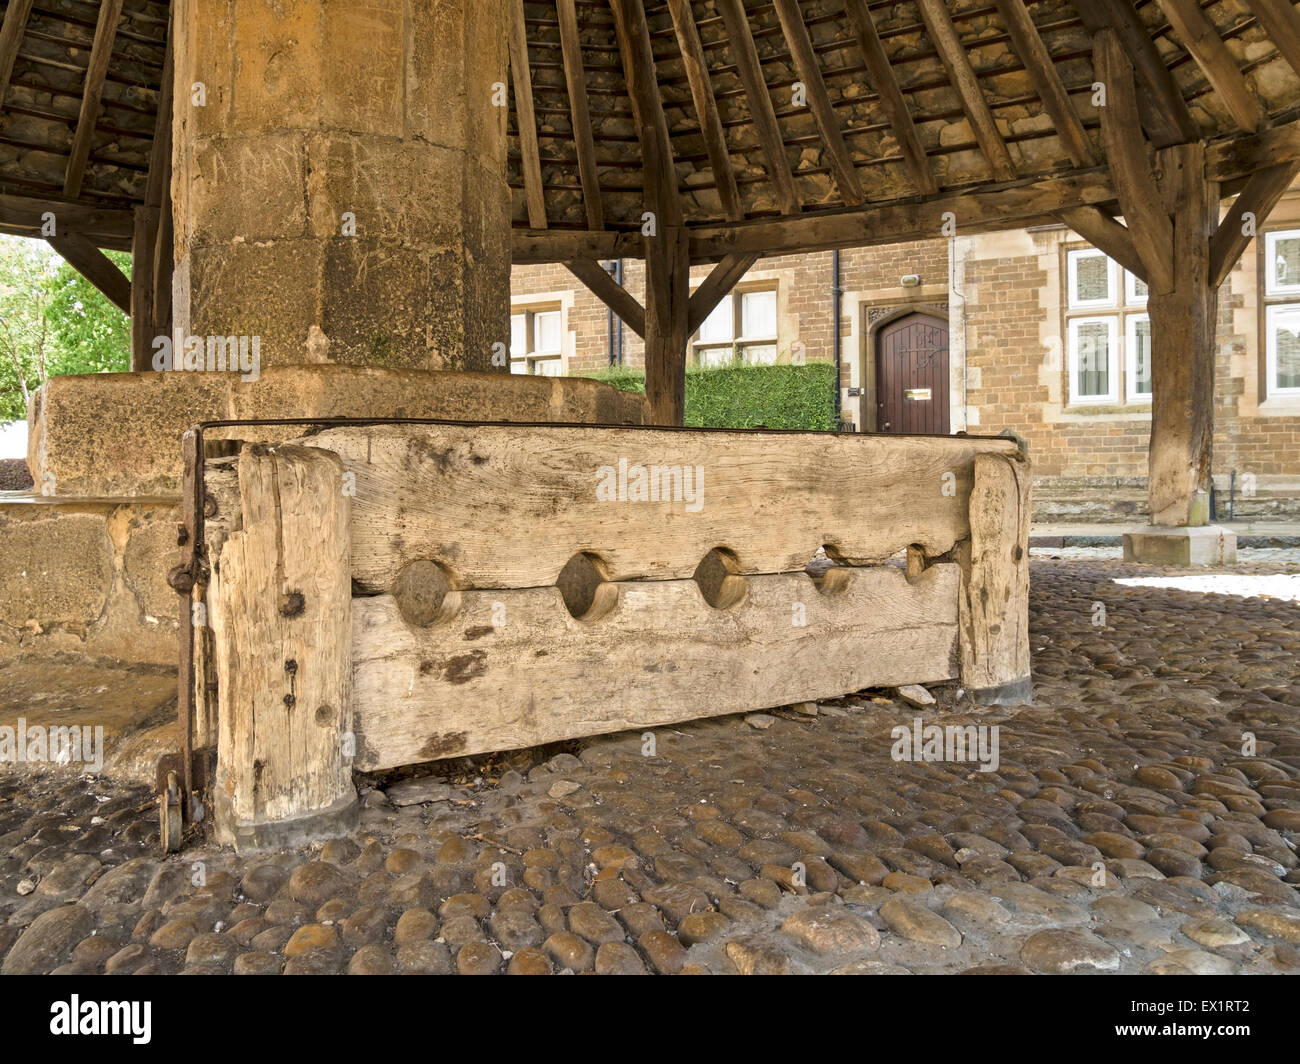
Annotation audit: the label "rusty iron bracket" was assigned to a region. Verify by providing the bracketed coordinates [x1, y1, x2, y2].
[159, 771, 182, 854]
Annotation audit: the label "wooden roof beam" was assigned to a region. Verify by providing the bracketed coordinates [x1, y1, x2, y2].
[1058, 205, 1146, 279]
[666, 0, 743, 222]
[995, 0, 1097, 167]
[715, 0, 801, 216]
[610, 0, 683, 227]
[563, 259, 646, 338]
[1073, 0, 1199, 147]
[687, 253, 759, 335]
[841, 0, 936, 196]
[687, 170, 1117, 258]
[557, 0, 604, 231]
[915, 0, 1017, 182]
[1094, 27, 1174, 293]
[509, 0, 547, 229]
[1244, 0, 1300, 82]
[0, 0, 34, 111]
[1210, 160, 1300, 288]
[1209, 115, 1300, 179]
[63, 0, 125, 198]
[1156, 0, 1266, 134]
[771, 0, 863, 206]
[46, 231, 130, 314]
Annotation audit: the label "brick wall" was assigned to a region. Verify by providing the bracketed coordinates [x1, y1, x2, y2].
[511, 190, 1300, 490]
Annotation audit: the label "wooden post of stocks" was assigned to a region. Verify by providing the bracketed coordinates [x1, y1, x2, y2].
[1147, 142, 1217, 527]
[644, 224, 691, 426]
[211, 444, 357, 850]
[959, 451, 1032, 704]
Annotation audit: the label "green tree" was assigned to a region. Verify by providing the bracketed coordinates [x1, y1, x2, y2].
[44, 249, 131, 377]
[0, 235, 130, 424]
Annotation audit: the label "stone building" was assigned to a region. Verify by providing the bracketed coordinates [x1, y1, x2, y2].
[513, 177, 1300, 519]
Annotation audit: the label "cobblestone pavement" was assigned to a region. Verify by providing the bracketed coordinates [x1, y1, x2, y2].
[3, 558, 1300, 975]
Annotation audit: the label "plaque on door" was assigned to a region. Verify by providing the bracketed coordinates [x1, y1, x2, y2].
[904, 388, 932, 401]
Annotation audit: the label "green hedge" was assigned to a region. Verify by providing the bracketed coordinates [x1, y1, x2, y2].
[587, 361, 837, 431]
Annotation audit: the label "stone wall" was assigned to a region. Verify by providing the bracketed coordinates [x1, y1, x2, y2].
[0, 500, 181, 666]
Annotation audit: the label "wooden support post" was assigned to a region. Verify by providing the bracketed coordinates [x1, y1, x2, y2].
[958, 451, 1032, 704]
[644, 225, 691, 426]
[143, 25, 174, 370]
[1146, 142, 1218, 527]
[130, 205, 159, 371]
[210, 444, 357, 850]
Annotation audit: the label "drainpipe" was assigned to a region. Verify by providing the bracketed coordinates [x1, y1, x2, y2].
[832, 249, 842, 425]
[604, 260, 616, 368]
[615, 259, 625, 367]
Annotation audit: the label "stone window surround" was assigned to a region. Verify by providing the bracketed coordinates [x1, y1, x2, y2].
[689, 280, 780, 367]
[509, 289, 574, 376]
[1061, 243, 1151, 412]
[1259, 226, 1300, 402]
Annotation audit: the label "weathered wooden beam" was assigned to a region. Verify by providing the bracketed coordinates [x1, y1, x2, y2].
[1156, 0, 1265, 134]
[611, 0, 689, 424]
[557, 0, 604, 231]
[915, 0, 1017, 181]
[210, 444, 357, 850]
[687, 253, 759, 335]
[513, 171, 1121, 264]
[995, 0, 1097, 167]
[1244, 0, 1300, 82]
[0, 193, 134, 245]
[1146, 141, 1217, 527]
[958, 451, 1032, 704]
[688, 170, 1116, 258]
[610, 0, 682, 228]
[0, 0, 34, 111]
[142, 26, 173, 371]
[46, 231, 130, 314]
[282, 422, 1020, 590]
[353, 566, 961, 771]
[563, 259, 646, 339]
[144, 27, 173, 212]
[512, 227, 641, 264]
[1095, 29, 1174, 293]
[1208, 116, 1300, 180]
[1074, 0, 1199, 147]
[131, 205, 159, 371]
[1209, 160, 1300, 289]
[771, 0, 863, 205]
[644, 224, 691, 426]
[841, 0, 936, 196]
[64, 0, 125, 198]
[715, 0, 801, 215]
[666, 0, 742, 222]
[1058, 205, 1147, 280]
[509, 0, 547, 229]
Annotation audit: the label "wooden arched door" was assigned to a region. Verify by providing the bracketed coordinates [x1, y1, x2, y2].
[875, 312, 949, 434]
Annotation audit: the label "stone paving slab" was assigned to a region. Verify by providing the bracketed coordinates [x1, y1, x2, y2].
[2, 558, 1299, 975]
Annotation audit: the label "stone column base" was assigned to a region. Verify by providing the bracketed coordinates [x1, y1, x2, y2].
[1122, 525, 1238, 566]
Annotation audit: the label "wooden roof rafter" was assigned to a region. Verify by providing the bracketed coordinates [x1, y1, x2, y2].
[0, 0, 1296, 273]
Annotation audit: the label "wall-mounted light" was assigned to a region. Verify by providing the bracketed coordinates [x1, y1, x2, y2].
[901, 274, 921, 288]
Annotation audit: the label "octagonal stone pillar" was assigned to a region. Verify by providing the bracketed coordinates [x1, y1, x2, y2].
[171, 0, 510, 371]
